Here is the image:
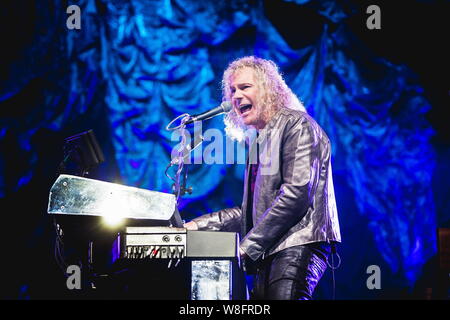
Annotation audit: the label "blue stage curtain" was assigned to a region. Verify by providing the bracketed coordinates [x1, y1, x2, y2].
[0, 0, 438, 291]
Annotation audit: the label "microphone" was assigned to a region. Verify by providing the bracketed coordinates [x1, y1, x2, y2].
[184, 101, 232, 125]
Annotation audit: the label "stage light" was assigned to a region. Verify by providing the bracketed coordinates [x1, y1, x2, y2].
[102, 213, 125, 227]
[99, 197, 127, 227]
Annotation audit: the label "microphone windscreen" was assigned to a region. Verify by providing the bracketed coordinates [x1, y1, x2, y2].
[221, 101, 232, 112]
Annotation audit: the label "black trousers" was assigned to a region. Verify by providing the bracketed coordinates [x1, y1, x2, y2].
[251, 242, 330, 300]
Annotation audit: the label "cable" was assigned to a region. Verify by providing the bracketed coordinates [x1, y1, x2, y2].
[330, 253, 336, 300]
[326, 243, 341, 300]
[53, 217, 70, 277]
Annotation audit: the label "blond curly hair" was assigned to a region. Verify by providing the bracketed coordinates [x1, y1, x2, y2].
[222, 56, 306, 141]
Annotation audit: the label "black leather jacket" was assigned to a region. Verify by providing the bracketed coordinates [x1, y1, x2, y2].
[193, 108, 341, 263]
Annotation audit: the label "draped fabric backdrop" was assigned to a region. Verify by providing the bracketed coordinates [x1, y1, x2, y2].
[1, 0, 447, 299]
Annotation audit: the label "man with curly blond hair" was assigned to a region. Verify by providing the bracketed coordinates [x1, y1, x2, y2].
[185, 56, 341, 300]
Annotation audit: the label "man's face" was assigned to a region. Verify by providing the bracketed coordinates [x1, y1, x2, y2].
[230, 67, 266, 129]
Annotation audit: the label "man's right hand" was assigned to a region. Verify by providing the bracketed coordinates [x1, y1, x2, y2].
[183, 221, 199, 230]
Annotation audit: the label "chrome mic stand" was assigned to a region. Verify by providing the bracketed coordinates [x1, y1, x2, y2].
[165, 113, 194, 204]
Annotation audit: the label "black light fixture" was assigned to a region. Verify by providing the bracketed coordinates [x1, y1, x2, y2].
[58, 129, 105, 177]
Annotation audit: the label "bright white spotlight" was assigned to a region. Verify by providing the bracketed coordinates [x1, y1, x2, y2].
[99, 196, 127, 227]
[102, 213, 125, 227]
